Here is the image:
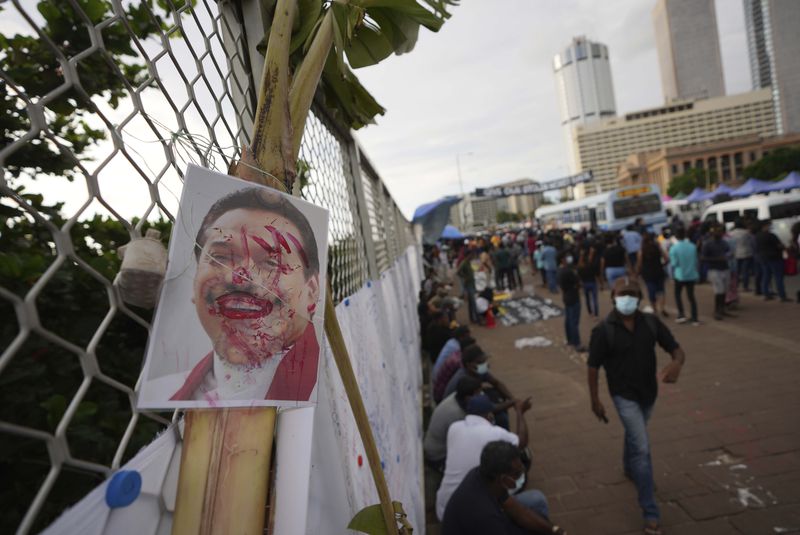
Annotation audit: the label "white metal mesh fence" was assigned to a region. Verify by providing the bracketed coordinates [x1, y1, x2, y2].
[0, 1, 414, 532]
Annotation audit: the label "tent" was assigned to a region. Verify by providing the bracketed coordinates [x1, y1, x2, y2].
[731, 178, 771, 197]
[685, 188, 709, 203]
[673, 192, 687, 200]
[763, 170, 800, 193]
[440, 224, 465, 240]
[709, 183, 735, 198]
[412, 196, 461, 245]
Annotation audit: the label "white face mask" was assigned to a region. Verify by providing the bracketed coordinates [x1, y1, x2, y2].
[614, 295, 639, 316]
[475, 362, 489, 375]
[505, 473, 525, 495]
[566, 255, 574, 265]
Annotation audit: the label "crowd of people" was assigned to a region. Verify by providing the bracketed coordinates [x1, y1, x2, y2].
[416, 215, 798, 534]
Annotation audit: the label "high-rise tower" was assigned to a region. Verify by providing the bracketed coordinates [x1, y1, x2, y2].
[743, 0, 800, 133]
[553, 36, 617, 175]
[652, 0, 725, 103]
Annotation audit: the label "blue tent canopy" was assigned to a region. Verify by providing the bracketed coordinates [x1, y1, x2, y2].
[731, 178, 771, 197]
[710, 184, 735, 196]
[685, 188, 709, 203]
[412, 196, 461, 245]
[763, 170, 800, 192]
[441, 225, 465, 240]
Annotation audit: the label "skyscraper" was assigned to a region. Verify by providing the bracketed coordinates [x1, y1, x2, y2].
[553, 36, 617, 174]
[652, 0, 725, 103]
[743, 0, 800, 133]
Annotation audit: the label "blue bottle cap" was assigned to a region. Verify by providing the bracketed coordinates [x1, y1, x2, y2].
[105, 470, 142, 508]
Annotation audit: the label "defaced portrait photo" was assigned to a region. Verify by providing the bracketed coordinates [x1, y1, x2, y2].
[137, 164, 329, 409]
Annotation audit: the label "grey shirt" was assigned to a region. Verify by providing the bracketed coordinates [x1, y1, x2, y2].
[729, 228, 754, 259]
[423, 393, 466, 462]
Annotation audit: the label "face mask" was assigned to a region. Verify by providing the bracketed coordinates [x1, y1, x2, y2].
[475, 362, 489, 375]
[614, 295, 639, 316]
[566, 255, 574, 265]
[505, 473, 525, 495]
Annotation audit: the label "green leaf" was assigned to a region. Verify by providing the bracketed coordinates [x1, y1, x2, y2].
[39, 394, 67, 430]
[345, 22, 395, 69]
[355, 0, 444, 31]
[290, 0, 323, 53]
[348, 504, 390, 535]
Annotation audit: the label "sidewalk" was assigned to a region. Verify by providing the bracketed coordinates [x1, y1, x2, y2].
[429, 271, 800, 534]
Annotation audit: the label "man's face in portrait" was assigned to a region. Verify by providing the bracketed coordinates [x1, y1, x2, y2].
[193, 207, 320, 366]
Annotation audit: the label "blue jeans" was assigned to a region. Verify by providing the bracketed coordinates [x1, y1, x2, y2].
[583, 281, 599, 316]
[761, 259, 787, 299]
[564, 301, 581, 347]
[736, 257, 754, 290]
[546, 269, 558, 293]
[605, 266, 627, 287]
[514, 489, 550, 520]
[612, 396, 659, 522]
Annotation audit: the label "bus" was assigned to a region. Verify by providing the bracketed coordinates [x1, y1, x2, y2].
[702, 191, 800, 246]
[534, 184, 668, 232]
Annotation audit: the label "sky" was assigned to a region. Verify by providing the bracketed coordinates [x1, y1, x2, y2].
[352, 0, 752, 218]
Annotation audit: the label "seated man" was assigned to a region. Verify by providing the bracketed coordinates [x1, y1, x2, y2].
[423, 375, 483, 471]
[442, 441, 566, 535]
[432, 325, 472, 381]
[432, 336, 475, 402]
[423, 311, 452, 363]
[442, 345, 516, 428]
[436, 393, 531, 520]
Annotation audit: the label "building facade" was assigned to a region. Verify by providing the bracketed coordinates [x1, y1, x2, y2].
[615, 132, 800, 193]
[652, 0, 725, 103]
[553, 36, 617, 172]
[744, 0, 800, 134]
[573, 88, 777, 195]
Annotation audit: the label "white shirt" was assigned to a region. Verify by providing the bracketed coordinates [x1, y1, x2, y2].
[435, 415, 519, 520]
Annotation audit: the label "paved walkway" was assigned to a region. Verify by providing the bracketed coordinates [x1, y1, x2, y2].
[427, 269, 800, 534]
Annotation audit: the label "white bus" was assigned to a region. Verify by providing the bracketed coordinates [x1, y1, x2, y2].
[535, 184, 668, 232]
[702, 191, 800, 246]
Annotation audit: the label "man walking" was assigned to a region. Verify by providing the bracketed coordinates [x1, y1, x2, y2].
[701, 225, 732, 320]
[540, 240, 558, 294]
[557, 252, 585, 351]
[588, 277, 685, 535]
[669, 227, 700, 325]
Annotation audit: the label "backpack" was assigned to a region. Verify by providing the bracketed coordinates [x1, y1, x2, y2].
[603, 313, 659, 349]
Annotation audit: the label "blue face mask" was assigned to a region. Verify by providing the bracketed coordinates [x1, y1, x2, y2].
[475, 362, 489, 376]
[614, 295, 639, 316]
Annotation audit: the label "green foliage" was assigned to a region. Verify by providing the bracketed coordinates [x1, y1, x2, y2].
[667, 168, 712, 197]
[258, 0, 457, 130]
[0, 189, 172, 532]
[742, 146, 800, 181]
[497, 211, 523, 224]
[0, 0, 183, 183]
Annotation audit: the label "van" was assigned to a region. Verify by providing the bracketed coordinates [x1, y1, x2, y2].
[702, 192, 800, 245]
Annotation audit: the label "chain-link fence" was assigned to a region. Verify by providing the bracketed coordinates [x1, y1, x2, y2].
[0, 1, 415, 533]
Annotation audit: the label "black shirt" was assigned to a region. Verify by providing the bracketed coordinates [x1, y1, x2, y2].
[701, 239, 730, 270]
[557, 266, 580, 306]
[424, 324, 452, 361]
[441, 468, 524, 535]
[755, 231, 783, 261]
[603, 244, 626, 268]
[587, 311, 679, 406]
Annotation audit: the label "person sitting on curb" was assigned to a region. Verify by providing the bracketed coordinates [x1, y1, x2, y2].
[433, 337, 476, 403]
[441, 440, 565, 535]
[436, 393, 533, 521]
[442, 345, 517, 429]
[424, 375, 483, 472]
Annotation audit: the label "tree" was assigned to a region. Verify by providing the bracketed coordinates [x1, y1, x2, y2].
[0, 0, 187, 183]
[497, 210, 522, 224]
[0, 190, 172, 532]
[667, 168, 711, 196]
[742, 146, 800, 181]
